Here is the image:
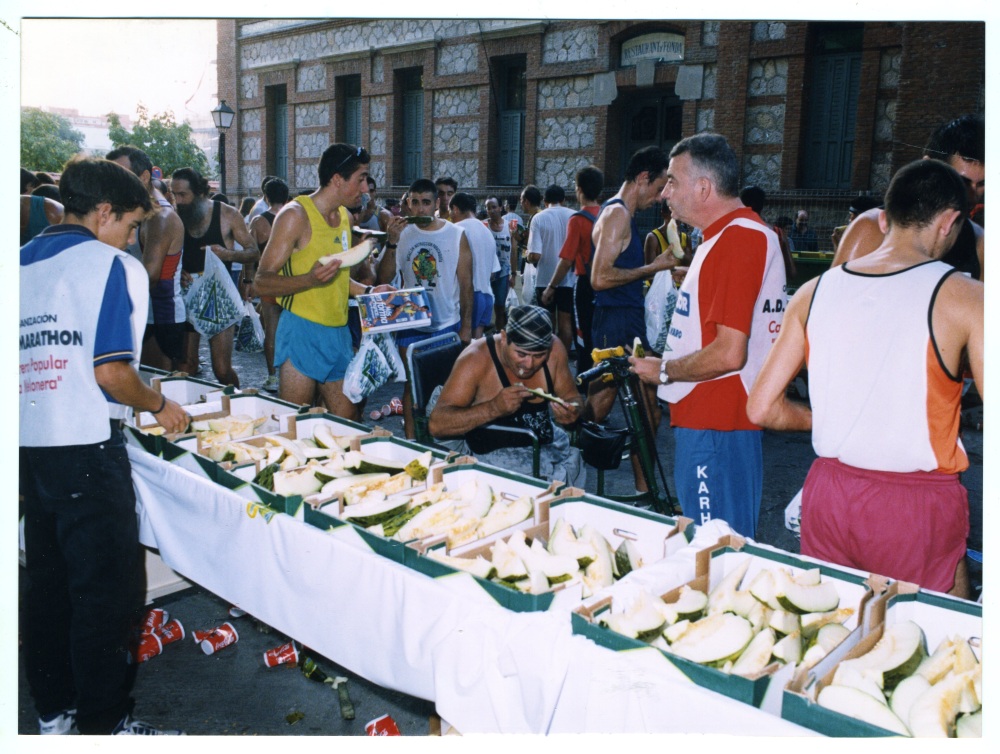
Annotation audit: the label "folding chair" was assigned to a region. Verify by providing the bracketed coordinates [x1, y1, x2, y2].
[406, 333, 542, 477]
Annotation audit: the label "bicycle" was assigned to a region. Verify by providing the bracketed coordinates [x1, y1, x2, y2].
[575, 346, 678, 517]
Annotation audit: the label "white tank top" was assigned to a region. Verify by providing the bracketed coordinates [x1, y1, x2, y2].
[806, 261, 967, 474]
[658, 216, 786, 404]
[397, 221, 465, 331]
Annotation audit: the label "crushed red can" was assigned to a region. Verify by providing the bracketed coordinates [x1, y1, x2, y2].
[200, 622, 239, 655]
[263, 640, 299, 668]
[139, 608, 168, 635]
[365, 714, 401, 736]
[369, 409, 382, 421]
[157, 619, 185, 646]
[132, 631, 163, 663]
[389, 397, 403, 415]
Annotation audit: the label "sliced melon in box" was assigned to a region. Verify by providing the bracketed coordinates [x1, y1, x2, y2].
[845, 620, 926, 693]
[667, 613, 754, 666]
[613, 539, 643, 578]
[707, 558, 751, 614]
[768, 609, 801, 638]
[342, 492, 410, 528]
[312, 423, 355, 451]
[730, 627, 776, 677]
[817, 685, 910, 736]
[476, 495, 531, 539]
[814, 622, 851, 654]
[265, 435, 307, 466]
[833, 662, 888, 705]
[427, 550, 497, 580]
[318, 472, 389, 500]
[394, 500, 459, 542]
[404, 451, 434, 481]
[955, 710, 982, 738]
[748, 568, 783, 610]
[664, 619, 691, 645]
[580, 524, 614, 598]
[601, 592, 667, 643]
[273, 466, 324, 497]
[907, 666, 979, 738]
[773, 568, 840, 615]
[888, 673, 930, 729]
[547, 517, 597, 569]
[660, 586, 708, 625]
[771, 631, 803, 664]
[491, 538, 528, 583]
[457, 478, 494, 518]
[801, 607, 855, 640]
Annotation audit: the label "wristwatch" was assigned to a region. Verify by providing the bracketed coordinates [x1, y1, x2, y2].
[658, 358, 671, 385]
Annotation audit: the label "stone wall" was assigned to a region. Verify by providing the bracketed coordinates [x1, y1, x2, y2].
[294, 103, 329, 129]
[541, 26, 598, 64]
[743, 153, 782, 192]
[296, 64, 326, 93]
[537, 77, 594, 110]
[437, 43, 478, 76]
[433, 88, 480, 118]
[434, 122, 480, 154]
[433, 159, 478, 189]
[534, 155, 594, 190]
[536, 116, 596, 151]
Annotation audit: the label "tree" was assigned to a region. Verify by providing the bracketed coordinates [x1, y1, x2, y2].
[108, 105, 210, 177]
[21, 108, 86, 173]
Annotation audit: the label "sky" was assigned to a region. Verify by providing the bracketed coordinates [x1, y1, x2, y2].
[20, 18, 219, 123]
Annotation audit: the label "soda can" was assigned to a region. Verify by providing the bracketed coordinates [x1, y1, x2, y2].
[263, 640, 299, 668]
[132, 632, 163, 663]
[380, 404, 392, 418]
[140, 607, 168, 635]
[200, 622, 239, 655]
[365, 714, 401, 736]
[192, 627, 216, 643]
[389, 397, 403, 415]
[369, 409, 382, 421]
[157, 619, 185, 646]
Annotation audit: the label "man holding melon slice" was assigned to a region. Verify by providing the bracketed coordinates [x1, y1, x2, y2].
[254, 144, 393, 419]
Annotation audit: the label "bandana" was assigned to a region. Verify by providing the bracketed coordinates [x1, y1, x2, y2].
[506, 305, 553, 352]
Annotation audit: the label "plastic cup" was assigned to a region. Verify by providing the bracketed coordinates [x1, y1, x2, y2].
[139, 608, 168, 635]
[200, 622, 239, 655]
[132, 632, 163, 663]
[262, 640, 299, 668]
[365, 714, 401, 736]
[157, 619, 185, 646]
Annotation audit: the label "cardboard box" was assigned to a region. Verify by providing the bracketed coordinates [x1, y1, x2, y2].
[150, 373, 233, 406]
[782, 581, 982, 737]
[572, 535, 880, 711]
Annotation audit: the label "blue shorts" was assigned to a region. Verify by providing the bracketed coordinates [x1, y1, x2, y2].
[274, 310, 354, 384]
[395, 319, 462, 351]
[673, 428, 763, 537]
[591, 305, 648, 351]
[490, 275, 509, 312]
[472, 291, 494, 328]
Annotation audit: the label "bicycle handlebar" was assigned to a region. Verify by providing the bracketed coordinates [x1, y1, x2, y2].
[576, 355, 634, 386]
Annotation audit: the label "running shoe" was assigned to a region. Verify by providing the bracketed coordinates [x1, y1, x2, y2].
[112, 714, 184, 735]
[39, 709, 77, 735]
[262, 374, 279, 393]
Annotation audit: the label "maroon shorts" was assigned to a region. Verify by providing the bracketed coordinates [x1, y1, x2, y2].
[800, 457, 968, 592]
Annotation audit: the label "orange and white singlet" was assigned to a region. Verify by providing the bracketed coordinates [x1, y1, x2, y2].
[805, 260, 967, 474]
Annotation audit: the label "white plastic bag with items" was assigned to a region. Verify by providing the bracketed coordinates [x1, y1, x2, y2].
[644, 269, 679, 354]
[234, 300, 265, 353]
[521, 263, 537, 305]
[183, 251, 244, 338]
[504, 286, 520, 314]
[342, 332, 406, 403]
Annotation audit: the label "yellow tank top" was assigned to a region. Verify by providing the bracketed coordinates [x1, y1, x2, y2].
[279, 196, 351, 327]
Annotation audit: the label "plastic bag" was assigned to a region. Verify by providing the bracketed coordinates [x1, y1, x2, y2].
[234, 300, 265, 353]
[504, 286, 520, 314]
[183, 251, 244, 338]
[521, 263, 537, 305]
[785, 488, 802, 539]
[644, 269, 679, 354]
[342, 332, 406, 403]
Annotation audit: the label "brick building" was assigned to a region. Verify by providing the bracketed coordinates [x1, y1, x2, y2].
[216, 18, 984, 245]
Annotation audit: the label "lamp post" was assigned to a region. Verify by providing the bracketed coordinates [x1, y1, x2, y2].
[211, 100, 236, 196]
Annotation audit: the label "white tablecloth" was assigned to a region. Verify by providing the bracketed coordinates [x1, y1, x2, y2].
[128, 445, 814, 735]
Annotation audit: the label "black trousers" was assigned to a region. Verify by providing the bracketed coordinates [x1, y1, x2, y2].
[20, 422, 142, 734]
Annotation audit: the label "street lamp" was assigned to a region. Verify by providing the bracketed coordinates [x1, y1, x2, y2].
[211, 100, 236, 196]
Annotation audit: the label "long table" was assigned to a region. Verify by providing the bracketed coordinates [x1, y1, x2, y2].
[129, 444, 815, 735]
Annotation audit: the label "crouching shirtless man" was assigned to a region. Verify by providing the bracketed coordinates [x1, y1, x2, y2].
[429, 304, 587, 487]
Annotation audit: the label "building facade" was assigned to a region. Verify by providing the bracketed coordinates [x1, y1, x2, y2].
[217, 18, 984, 241]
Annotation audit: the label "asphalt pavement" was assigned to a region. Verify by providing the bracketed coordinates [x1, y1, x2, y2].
[16, 326, 983, 737]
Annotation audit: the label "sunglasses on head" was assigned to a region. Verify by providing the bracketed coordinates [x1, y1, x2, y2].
[334, 146, 365, 173]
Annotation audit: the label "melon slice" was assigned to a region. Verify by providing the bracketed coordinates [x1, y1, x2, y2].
[772, 631, 803, 664]
[773, 568, 840, 615]
[341, 493, 410, 528]
[580, 524, 614, 598]
[318, 238, 375, 267]
[613, 538, 643, 578]
[833, 662, 888, 705]
[707, 558, 752, 614]
[427, 550, 496, 580]
[272, 466, 324, 497]
[907, 667, 979, 738]
[888, 673, 930, 730]
[730, 627, 776, 676]
[955, 710, 982, 738]
[491, 538, 528, 583]
[667, 613, 754, 665]
[476, 495, 531, 538]
[817, 685, 910, 736]
[659, 586, 708, 625]
[843, 620, 926, 693]
[547, 517, 597, 569]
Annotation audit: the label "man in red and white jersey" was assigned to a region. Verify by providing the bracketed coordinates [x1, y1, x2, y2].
[747, 159, 984, 597]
